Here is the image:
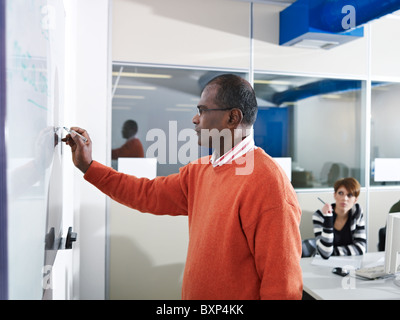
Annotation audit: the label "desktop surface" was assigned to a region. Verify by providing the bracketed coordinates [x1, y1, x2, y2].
[301, 252, 400, 300]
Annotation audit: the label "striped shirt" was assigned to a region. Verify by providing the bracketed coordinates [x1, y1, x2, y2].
[210, 134, 256, 167]
[313, 203, 366, 259]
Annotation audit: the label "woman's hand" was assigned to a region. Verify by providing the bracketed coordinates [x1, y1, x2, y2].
[321, 203, 333, 216]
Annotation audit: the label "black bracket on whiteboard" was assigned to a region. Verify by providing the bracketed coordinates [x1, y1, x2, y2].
[45, 226, 77, 250]
[65, 227, 77, 249]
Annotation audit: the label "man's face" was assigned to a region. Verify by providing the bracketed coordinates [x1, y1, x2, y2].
[122, 124, 130, 139]
[192, 85, 232, 149]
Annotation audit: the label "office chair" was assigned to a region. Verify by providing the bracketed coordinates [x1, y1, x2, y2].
[378, 226, 386, 251]
[327, 163, 349, 186]
[302, 238, 316, 257]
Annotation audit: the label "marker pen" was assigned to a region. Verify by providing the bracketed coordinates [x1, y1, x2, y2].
[63, 127, 88, 143]
[318, 197, 332, 214]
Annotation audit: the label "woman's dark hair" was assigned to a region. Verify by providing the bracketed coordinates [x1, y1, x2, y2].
[203, 74, 258, 125]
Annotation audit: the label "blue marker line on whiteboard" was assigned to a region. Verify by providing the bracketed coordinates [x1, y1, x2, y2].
[27, 98, 47, 110]
[63, 127, 88, 143]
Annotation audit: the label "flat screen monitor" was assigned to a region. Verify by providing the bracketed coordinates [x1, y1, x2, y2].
[384, 212, 400, 275]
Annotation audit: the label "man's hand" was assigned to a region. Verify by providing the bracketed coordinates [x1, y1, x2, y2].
[62, 126, 93, 173]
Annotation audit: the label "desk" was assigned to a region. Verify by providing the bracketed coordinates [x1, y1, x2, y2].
[301, 252, 400, 300]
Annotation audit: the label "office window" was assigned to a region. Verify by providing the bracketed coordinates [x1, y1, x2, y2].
[370, 82, 400, 186]
[111, 64, 248, 176]
[254, 73, 365, 189]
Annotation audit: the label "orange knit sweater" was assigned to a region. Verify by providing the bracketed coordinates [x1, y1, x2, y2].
[84, 148, 303, 299]
[111, 137, 144, 159]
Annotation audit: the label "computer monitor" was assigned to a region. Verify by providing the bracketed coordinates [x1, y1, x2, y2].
[384, 212, 400, 275]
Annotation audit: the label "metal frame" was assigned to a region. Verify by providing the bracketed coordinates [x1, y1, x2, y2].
[0, 0, 8, 301]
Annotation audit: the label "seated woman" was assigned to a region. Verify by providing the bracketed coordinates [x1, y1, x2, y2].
[313, 177, 366, 259]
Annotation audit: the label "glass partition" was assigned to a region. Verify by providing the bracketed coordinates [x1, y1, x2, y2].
[111, 64, 248, 176]
[112, 65, 367, 189]
[253, 73, 366, 189]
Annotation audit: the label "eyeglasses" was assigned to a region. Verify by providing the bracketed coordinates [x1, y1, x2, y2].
[196, 106, 235, 116]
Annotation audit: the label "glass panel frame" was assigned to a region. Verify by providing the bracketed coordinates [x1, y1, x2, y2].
[0, 0, 8, 300]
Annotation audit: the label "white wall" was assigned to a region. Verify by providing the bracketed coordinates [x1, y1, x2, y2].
[371, 17, 400, 79]
[112, 0, 251, 69]
[67, 0, 111, 299]
[109, 202, 189, 299]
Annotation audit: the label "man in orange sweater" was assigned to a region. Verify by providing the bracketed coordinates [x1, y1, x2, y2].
[63, 74, 303, 300]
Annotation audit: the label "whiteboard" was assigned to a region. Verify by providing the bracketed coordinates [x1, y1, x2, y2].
[0, 0, 6, 301]
[5, 0, 66, 299]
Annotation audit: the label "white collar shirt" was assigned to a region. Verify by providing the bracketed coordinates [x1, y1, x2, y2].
[210, 133, 257, 167]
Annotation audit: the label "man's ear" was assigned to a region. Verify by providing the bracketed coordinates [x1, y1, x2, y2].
[228, 108, 243, 128]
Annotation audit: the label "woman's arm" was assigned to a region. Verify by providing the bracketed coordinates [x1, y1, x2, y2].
[313, 209, 334, 259]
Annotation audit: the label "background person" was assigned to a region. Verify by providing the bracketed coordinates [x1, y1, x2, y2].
[313, 177, 366, 259]
[112, 119, 144, 159]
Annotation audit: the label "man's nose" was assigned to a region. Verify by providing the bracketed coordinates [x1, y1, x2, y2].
[192, 114, 199, 124]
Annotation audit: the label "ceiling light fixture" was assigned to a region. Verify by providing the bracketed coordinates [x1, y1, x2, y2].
[166, 108, 194, 112]
[116, 85, 156, 90]
[254, 80, 292, 86]
[113, 95, 145, 99]
[175, 104, 196, 108]
[112, 106, 133, 110]
[112, 72, 172, 79]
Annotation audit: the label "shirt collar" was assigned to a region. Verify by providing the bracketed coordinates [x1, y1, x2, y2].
[210, 131, 256, 167]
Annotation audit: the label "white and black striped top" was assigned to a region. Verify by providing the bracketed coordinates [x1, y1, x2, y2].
[312, 203, 366, 259]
